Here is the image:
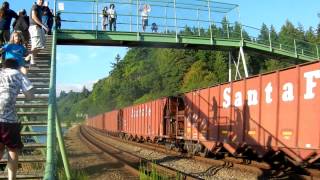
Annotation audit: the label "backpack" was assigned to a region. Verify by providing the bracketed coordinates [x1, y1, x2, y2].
[102, 7, 108, 17]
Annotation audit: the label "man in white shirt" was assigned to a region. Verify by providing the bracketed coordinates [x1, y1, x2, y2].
[0, 59, 34, 180]
[108, 4, 117, 31]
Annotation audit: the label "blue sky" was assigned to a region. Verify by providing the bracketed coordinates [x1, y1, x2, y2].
[8, 0, 320, 93]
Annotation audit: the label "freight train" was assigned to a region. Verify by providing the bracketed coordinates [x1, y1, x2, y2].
[86, 61, 320, 167]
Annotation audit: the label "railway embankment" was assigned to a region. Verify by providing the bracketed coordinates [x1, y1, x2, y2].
[64, 125, 137, 180]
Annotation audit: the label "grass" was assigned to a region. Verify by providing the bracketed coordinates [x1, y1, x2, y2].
[56, 152, 89, 180]
[139, 161, 183, 180]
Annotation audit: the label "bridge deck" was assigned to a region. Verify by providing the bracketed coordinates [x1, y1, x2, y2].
[57, 30, 316, 62]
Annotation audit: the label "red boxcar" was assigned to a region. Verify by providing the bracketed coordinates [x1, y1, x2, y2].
[122, 98, 167, 141]
[103, 110, 121, 134]
[181, 61, 320, 164]
[88, 114, 104, 130]
[84, 61, 320, 165]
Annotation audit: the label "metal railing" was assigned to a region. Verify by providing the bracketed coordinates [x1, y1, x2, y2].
[56, 0, 319, 59]
[44, 0, 71, 179]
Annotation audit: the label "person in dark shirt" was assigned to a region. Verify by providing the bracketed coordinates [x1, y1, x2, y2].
[27, 0, 47, 65]
[12, 9, 30, 47]
[42, 1, 53, 35]
[0, 1, 18, 46]
[47, 9, 54, 35]
[55, 12, 61, 30]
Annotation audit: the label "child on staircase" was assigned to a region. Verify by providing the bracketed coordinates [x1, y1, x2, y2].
[0, 31, 33, 75]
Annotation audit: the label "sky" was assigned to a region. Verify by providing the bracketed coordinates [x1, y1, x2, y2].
[7, 0, 320, 94]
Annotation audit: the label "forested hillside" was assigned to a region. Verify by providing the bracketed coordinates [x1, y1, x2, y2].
[58, 20, 320, 123]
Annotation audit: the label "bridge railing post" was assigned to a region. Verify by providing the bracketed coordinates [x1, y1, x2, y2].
[197, 8, 200, 36]
[165, 6, 167, 34]
[174, 0, 178, 42]
[268, 30, 272, 51]
[226, 15, 230, 39]
[294, 39, 297, 57]
[237, 7, 243, 39]
[91, 2, 94, 30]
[95, 0, 98, 38]
[136, 0, 139, 40]
[130, 0, 132, 32]
[207, 0, 213, 44]
[316, 45, 319, 59]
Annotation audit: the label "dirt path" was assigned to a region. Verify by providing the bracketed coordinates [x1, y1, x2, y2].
[64, 125, 132, 180]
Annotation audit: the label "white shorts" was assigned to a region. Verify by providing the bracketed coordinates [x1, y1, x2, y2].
[102, 16, 108, 26]
[29, 25, 45, 50]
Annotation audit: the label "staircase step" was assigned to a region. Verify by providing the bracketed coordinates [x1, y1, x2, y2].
[0, 156, 45, 163]
[17, 112, 48, 116]
[0, 171, 43, 179]
[20, 121, 47, 126]
[29, 83, 50, 87]
[24, 143, 46, 148]
[21, 131, 47, 136]
[34, 89, 49, 94]
[33, 84, 49, 88]
[17, 89, 49, 95]
[28, 69, 50, 73]
[32, 62, 50, 65]
[33, 60, 50, 64]
[17, 95, 49, 101]
[29, 77, 50, 82]
[16, 104, 48, 108]
[26, 73, 50, 78]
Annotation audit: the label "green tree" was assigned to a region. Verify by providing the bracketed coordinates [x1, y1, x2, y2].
[258, 23, 269, 44]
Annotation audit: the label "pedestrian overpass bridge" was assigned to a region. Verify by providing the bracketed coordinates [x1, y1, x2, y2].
[57, 29, 317, 61]
[9, 0, 319, 179]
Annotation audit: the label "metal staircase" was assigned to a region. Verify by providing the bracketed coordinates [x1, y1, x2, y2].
[0, 36, 52, 179]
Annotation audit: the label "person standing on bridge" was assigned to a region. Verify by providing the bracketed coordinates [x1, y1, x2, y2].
[108, 4, 117, 31]
[55, 12, 61, 30]
[140, 4, 151, 32]
[0, 57, 34, 180]
[101, 5, 108, 31]
[27, 0, 48, 65]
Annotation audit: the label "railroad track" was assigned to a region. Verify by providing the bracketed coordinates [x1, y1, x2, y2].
[86, 127, 320, 180]
[79, 125, 201, 180]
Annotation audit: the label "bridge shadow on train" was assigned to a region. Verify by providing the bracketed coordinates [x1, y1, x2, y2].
[173, 93, 309, 179]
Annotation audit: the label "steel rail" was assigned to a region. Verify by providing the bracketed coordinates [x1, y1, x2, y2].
[88, 126, 320, 180]
[81, 125, 201, 180]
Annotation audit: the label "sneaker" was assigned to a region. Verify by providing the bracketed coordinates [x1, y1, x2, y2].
[25, 54, 31, 62]
[30, 59, 35, 65]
